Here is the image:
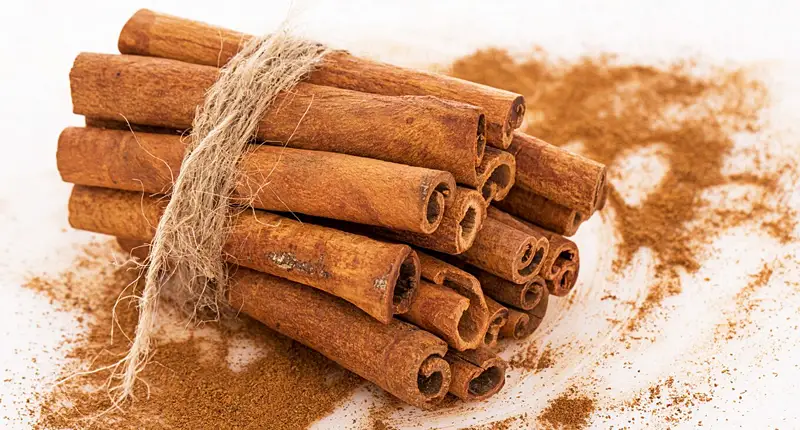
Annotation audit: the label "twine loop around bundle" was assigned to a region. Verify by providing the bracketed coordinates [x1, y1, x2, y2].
[112, 28, 328, 402]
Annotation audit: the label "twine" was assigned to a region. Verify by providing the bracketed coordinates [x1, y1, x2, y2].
[111, 28, 328, 402]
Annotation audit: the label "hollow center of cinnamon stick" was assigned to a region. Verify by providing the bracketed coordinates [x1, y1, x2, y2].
[476, 114, 487, 162]
[425, 182, 452, 227]
[417, 369, 444, 396]
[481, 164, 512, 200]
[392, 254, 420, 313]
[524, 285, 542, 308]
[468, 366, 503, 396]
[459, 206, 479, 243]
[518, 245, 545, 277]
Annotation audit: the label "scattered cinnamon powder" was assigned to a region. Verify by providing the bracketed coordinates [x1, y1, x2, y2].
[537, 387, 596, 429]
[27, 240, 361, 429]
[509, 344, 556, 372]
[450, 49, 796, 331]
[716, 261, 777, 340]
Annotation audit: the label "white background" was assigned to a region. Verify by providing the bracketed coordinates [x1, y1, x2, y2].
[2, 1, 800, 428]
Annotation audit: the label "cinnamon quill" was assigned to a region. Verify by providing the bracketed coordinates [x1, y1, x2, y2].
[70, 186, 420, 323]
[69, 53, 489, 188]
[117, 9, 525, 148]
[58, 127, 455, 234]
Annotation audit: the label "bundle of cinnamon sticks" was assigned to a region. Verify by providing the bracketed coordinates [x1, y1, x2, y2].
[58, 9, 607, 409]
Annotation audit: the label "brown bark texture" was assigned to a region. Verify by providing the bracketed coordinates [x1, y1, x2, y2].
[483, 297, 509, 350]
[69, 185, 421, 323]
[444, 348, 507, 401]
[458, 214, 549, 284]
[413, 253, 489, 351]
[70, 53, 489, 187]
[227, 267, 452, 408]
[473, 269, 545, 311]
[58, 127, 456, 234]
[494, 186, 582, 236]
[508, 132, 607, 215]
[475, 147, 516, 203]
[117, 9, 525, 148]
[375, 187, 486, 255]
[486, 207, 580, 296]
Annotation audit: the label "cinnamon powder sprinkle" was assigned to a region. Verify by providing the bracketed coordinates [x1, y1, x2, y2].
[450, 49, 796, 331]
[27, 241, 361, 429]
[537, 387, 596, 430]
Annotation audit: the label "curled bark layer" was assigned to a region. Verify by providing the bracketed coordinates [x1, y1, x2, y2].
[475, 147, 515, 203]
[414, 253, 489, 351]
[444, 348, 507, 401]
[70, 53, 487, 187]
[487, 207, 580, 296]
[483, 298, 509, 350]
[458, 214, 549, 284]
[475, 270, 546, 311]
[58, 127, 455, 234]
[69, 186, 420, 323]
[376, 187, 486, 255]
[117, 9, 525, 148]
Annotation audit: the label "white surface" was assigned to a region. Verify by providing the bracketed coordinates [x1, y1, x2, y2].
[2, 1, 800, 429]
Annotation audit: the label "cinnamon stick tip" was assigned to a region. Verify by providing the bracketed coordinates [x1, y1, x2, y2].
[467, 363, 506, 400]
[455, 192, 486, 253]
[390, 250, 420, 315]
[421, 174, 456, 234]
[516, 237, 549, 279]
[118, 8, 156, 54]
[417, 355, 451, 404]
[504, 95, 526, 136]
[475, 114, 487, 164]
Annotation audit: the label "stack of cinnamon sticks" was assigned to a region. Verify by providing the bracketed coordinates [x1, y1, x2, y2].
[58, 9, 607, 409]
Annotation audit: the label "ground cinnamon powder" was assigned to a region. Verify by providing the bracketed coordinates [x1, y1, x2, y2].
[28, 241, 361, 429]
[450, 48, 795, 331]
[536, 387, 596, 429]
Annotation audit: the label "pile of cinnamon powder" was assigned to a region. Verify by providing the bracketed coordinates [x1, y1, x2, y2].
[27, 241, 361, 429]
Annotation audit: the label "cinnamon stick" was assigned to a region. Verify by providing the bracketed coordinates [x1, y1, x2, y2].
[117, 9, 525, 149]
[70, 186, 420, 323]
[408, 253, 490, 351]
[474, 270, 546, 311]
[70, 53, 490, 187]
[227, 268, 452, 408]
[494, 186, 583, 236]
[375, 187, 486, 255]
[444, 348, 507, 401]
[58, 127, 455, 234]
[501, 288, 550, 340]
[487, 207, 580, 296]
[457, 214, 549, 284]
[508, 132, 607, 215]
[546, 258, 580, 297]
[499, 309, 530, 340]
[483, 298, 509, 350]
[476, 148, 515, 203]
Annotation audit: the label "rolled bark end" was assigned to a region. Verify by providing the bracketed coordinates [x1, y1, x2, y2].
[502, 96, 526, 147]
[521, 276, 547, 310]
[457, 203, 480, 250]
[548, 260, 579, 297]
[445, 348, 507, 401]
[417, 355, 451, 402]
[500, 310, 530, 340]
[475, 114, 487, 165]
[422, 179, 453, 233]
[391, 251, 421, 314]
[416, 253, 490, 351]
[483, 298, 509, 349]
[468, 365, 504, 398]
[595, 172, 609, 211]
[516, 237, 549, 279]
[477, 148, 516, 204]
